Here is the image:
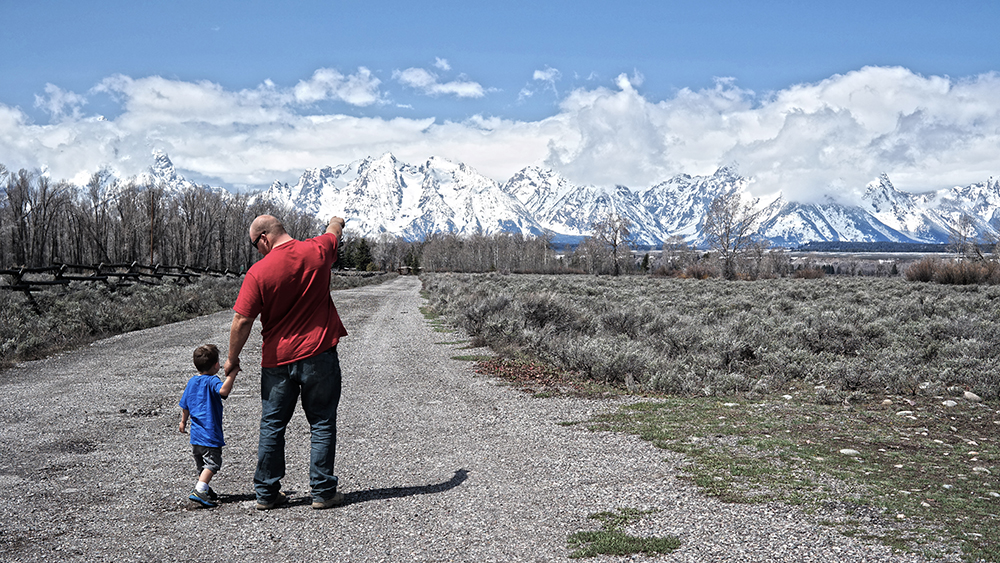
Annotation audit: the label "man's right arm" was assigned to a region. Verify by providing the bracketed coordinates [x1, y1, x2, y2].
[225, 312, 255, 378]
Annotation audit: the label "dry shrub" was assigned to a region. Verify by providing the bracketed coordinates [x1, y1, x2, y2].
[906, 256, 1000, 285]
[933, 260, 994, 285]
[793, 267, 825, 279]
[682, 261, 718, 279]
[904, 256, 938, 282]
[651, 264, 682, 278]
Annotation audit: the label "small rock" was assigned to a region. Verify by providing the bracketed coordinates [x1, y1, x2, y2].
[839, 449, 861, 456]
[881, 399, 893, 405]
[722, 402, 739, 407]
[942, 400, 958, 408]
[989, 492, 1000, 498]
[943, 484, 954, 490]
[973, 467, 991, 475]
[964, 391, 982, 403]
[896, 411, 914, 416]
[782, 394, 793, 400]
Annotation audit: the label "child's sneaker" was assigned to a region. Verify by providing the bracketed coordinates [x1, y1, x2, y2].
[189, 489, 218, 508]
[205, 487, 219, 502]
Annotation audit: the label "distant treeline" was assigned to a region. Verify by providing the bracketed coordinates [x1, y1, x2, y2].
[795, 241, 952, 253]
[0, 165, 325, 272]
[5, 162, 986, 279]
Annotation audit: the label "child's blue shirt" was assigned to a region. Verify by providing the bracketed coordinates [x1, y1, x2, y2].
[179, 374, 226, 448]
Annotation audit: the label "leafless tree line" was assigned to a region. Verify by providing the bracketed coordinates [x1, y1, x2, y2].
[419, 231, 561, 273]
[0, 165, 321, 271]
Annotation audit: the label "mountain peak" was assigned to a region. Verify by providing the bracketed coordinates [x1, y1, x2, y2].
[147, 151, 994, 247]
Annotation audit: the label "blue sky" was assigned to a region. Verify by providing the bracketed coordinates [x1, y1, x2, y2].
[2, 0, 999, 201]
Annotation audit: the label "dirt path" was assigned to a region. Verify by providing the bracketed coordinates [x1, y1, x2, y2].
[0, 277, 931, 562]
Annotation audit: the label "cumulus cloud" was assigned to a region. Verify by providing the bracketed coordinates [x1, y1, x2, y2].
[393, 67, 485, 98]
[292, 67, 382, 106]
[434, 57, 451, 71]
[34, 84, 87, 121]
[1, 65, 998, 204]
[544, 67, 1000, 202]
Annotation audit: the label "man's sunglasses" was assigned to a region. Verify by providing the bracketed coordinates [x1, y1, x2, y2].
[251, 232, 264, 248]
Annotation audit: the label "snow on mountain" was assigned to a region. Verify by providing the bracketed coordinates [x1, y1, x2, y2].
[127, 150, 997, 247]
[639, 166, 745, 239]
[135, 151, 227, 196]
[760, 199, 913, 246]
[932, 177, 1000, 238]
[265, 153, 543, 240]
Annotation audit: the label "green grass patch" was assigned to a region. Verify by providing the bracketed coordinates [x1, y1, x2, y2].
[581, 395, 1000, 561]
[418, 305, 440, 321]
[420, 305, 455, 333]
[567, 508, 680, 558]
[450, 354, 494, 362]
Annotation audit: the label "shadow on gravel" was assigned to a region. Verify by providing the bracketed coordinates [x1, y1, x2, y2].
[178, 470, 469, 511]
[341, 468, 469, 506]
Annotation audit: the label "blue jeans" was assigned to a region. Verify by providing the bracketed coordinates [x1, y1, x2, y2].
[255, 347, 342, 503]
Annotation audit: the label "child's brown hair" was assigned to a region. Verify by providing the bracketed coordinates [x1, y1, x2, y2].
[193, 344, 220, 373]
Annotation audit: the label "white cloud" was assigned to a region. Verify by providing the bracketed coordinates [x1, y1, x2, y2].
[531, 66, 561, 96]
[34, 84, 87, 121]
[393, 67, 485, 98]
[434, 58, 451, 71]
[292, 67, 382, 106]
[2, 66, 998, 205]
[533, 66, 561, 84]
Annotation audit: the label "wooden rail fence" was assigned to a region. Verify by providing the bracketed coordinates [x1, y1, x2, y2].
[0, 262, 245, 293]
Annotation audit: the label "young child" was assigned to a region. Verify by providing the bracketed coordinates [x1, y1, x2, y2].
[178, 344, 236, 508]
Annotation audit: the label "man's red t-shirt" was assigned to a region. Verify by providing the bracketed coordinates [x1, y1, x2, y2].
[233, 233, 348, 368]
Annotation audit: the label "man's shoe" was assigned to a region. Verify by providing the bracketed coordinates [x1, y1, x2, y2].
[311, 491, 345, 510]
[255, 491, 288, 511]
[188, 489, 217, 508]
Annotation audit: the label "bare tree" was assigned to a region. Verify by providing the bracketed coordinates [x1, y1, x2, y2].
[655, 235, 697, 275]
[591, 212, 636, 276]
[948, 213, 986, 262]
[84, 169, 115, 263]
[702, 192, 772, 280]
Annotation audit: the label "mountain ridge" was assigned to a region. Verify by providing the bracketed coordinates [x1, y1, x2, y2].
[150, 151, 1000, 246]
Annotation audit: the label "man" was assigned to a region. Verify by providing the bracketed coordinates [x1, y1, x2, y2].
[224, 214, 348, 510]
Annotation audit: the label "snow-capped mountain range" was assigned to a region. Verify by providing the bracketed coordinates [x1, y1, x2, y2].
[148, 151, 1000, 247]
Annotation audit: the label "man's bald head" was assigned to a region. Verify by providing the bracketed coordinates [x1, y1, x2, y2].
[249, 215, 287, 239]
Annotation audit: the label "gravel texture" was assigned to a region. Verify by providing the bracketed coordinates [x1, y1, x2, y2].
[0, 276, 939, 562]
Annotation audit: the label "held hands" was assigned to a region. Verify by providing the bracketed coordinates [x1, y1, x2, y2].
[224, 358, 241, 379]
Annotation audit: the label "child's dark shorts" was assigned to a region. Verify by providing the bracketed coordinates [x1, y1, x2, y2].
[192, 445, 223, 474]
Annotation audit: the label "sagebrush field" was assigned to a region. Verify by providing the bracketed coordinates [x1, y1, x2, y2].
[422, 273, 1000, 402]
[423, 272, 1000, 561]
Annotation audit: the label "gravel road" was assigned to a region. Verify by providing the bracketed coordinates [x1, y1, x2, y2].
[0, 276, 938, 562]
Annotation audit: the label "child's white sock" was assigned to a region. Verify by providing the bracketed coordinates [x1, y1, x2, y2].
[196, 481, 210, 493]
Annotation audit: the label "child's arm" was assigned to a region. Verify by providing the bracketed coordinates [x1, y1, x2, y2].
[179, 409, 189, 433]
[218, 373, 236, 399]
